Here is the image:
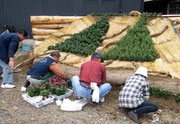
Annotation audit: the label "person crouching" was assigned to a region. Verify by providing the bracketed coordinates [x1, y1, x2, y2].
[119, 67, 158, 124]
[21, 51, 68, 91]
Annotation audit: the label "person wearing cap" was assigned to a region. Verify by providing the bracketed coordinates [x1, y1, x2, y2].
[0, 29, 28, 88]
[119, 67, 158, 124]
[71, 52, 112, 104]
[21, 51, 68, 91]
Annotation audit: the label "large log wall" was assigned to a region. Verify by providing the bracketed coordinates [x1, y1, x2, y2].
[31, 16, 82, 46]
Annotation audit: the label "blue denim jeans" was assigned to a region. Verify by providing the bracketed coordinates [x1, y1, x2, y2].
[131, 100, 158, 116]
[71, 76, 112, 100]
[0, 59, 13, 84]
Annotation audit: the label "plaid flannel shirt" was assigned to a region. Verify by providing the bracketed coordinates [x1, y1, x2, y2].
[119, 75, 149, 108]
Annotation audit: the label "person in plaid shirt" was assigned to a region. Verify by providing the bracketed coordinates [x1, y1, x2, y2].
[119, 67, 158, 124]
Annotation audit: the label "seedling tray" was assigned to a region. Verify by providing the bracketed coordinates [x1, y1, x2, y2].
[22, 93, 55, 108]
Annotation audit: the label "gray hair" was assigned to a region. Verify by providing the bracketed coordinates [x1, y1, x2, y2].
[50, 51, 60, 58]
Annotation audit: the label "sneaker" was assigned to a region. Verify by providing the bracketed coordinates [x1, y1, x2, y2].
[20, 86, 27, 92]
[128, 110, 142, 124]
[1, 83, 15, 88]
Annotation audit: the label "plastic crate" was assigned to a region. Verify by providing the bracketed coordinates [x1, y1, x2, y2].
[53, 88, 73, 100]
[22, 93, 55, 108]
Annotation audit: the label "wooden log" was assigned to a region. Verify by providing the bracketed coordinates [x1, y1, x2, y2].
[32, 28, 58, 35]
[33, 35, 50, 40]
[31, 16, 82, 24]
[150, 25, 168, 38]
[32, 24, 69, 29]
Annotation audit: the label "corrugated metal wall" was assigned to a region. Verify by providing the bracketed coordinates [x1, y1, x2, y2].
[0, 0, 143, 37]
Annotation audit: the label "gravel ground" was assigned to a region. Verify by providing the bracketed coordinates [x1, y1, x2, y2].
[0, 75, 180, 124]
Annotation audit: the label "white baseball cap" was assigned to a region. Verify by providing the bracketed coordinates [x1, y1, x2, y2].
[135, 66, 148, 77]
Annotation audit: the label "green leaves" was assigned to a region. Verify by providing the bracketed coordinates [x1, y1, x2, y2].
[155, 88, 163, 98]
[149, 86, 155, 96]
[27, 77, 68, 99]
[162, 90, 172, 100]
[27, 86, 40, 97]
[48, 16, 109, 56]
[91, 12, 161, 18]
[103, 14, 157, 62]
[176, 94, 180, 102]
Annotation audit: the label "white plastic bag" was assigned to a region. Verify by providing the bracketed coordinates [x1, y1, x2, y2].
[90, 83, 99, 103]
[60, 99, 82, 111]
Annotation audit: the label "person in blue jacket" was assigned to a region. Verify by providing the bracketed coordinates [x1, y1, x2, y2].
[0, 30, 28, 88]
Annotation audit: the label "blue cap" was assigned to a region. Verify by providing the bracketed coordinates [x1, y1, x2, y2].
[92, 52, 104, 62]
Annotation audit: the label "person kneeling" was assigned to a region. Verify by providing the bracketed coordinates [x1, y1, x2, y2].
[119, 67, 158, 124]
[21, 51, 68, 91]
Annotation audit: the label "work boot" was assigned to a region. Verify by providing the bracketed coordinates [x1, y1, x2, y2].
[24, 80, 30, 88]
[128, 110, 142, 124]
[89, 101, 99, 106]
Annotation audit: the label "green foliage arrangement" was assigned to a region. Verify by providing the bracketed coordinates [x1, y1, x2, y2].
[103, 14, 157, 61]
[162, 90, 172, 100]
[48, 16, 109, 56]
[91, 12, 161, 18]
[27, 76, 68, 99]
[149, 86, 180, 102]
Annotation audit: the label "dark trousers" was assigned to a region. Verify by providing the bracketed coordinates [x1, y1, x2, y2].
[130, 100, 158, 116]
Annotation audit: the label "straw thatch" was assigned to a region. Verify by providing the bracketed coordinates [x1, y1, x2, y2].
[33, 15, 180, 80]
[33, 15, 96, 55]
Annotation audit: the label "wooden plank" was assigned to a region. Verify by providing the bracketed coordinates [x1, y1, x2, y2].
[31, 16, 82, 24]
[32, 24, 69, 29]
[32, 28, 58, 35]
[33, 35, 50, 40]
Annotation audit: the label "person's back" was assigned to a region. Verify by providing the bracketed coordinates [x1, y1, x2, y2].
[119, 74, 147, 108]
[27, 56, 55, 78]
[21, 51, 67, 92]
[0, 33, 20, 63]
[0, 30, 27, 89]
[80, 59, 105, 86]
[119, 67, 158, 124]
[71, 52, 111, 104]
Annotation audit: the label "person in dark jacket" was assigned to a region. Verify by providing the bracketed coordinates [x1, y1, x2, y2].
[21, 51, 68, 91]
[0, 30, 28, 88]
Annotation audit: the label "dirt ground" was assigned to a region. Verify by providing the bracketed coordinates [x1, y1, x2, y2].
[0, 74, 180, 124]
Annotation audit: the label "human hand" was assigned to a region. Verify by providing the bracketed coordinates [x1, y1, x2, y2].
[143, 95, 150, 100]
[65, 77, 70, 84]
[9, 59, 14, 68]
